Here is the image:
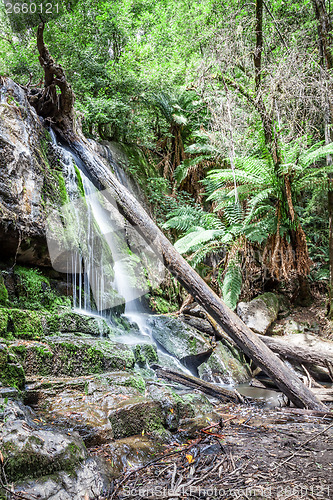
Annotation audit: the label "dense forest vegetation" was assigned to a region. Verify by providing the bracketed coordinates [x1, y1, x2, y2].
[2, 2, 333, 498]
[2, 0, 333, 316]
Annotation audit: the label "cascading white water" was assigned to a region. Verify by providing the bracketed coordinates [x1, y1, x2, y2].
[49, 131, 150, 328]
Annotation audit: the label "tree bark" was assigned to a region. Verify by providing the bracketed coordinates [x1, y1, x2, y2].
[257, 334, 333, 368]
[155, 367, 243, 403]
[71, 139, 327, 411]
[28, 23, 75, 137]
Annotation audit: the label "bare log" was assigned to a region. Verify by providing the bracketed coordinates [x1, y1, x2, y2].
[71, 140, 327, 411]
[155, 367, 243, 403]
[257, 334, 333, 368]
[312, 388, 333, 402]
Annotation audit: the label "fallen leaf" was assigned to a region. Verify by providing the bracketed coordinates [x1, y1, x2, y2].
[186, 454, 194, 464]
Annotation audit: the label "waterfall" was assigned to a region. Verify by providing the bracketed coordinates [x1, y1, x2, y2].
[47, 131, 194, 375]
[49, 131, 150, 329]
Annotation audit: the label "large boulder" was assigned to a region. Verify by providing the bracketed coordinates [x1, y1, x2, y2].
[237, 292, 282, 334]
[26, 372, 146, 445]
[147, 315, 213, 369]
[198, 342, 250, 384]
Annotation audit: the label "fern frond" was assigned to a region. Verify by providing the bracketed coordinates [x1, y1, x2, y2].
[220, 262, 242, 311]
[300, 142, 333, 168]
[175, 228, 225, 254]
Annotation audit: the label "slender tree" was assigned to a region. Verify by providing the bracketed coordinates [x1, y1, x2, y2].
[312, 0, 333, 317]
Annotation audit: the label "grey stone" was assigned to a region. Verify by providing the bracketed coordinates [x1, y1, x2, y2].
[147, 315, 213, 367]
[237, 293, 281, 334]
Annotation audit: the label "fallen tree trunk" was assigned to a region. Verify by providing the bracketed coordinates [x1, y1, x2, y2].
[155, 367, 243, 403]
[258, 334, 333, 369]
[70, 139, 327, 411]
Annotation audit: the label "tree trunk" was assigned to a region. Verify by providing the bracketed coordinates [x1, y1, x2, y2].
[257, 334, 333, 368]
[28, 23, 75, 137]
[155, 367, 243, 403]
[328, 177, 333, 317]
[71, 139, 327, 411]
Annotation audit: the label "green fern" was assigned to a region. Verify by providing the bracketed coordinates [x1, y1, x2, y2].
[175, 228, 225, 254]
[219, 262, 242, 310]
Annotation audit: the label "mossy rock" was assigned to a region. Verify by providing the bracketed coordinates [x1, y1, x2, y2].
[108, 397, 165, 439]
[133, 343, 158, 368]
[237, 292, 281, 334]
[1, 412, 86, 482]
[10, 336, 135, 377]
[147, 315, 213, 363]
[0, 274, 8, 306]
[9, 309, 43, 340]
[198, 342, 250, 384]
[0, 344, 25, 389]
[12, 266, 68, 311]
[44, 310, 115, 337]
[0, 308, 9, 335]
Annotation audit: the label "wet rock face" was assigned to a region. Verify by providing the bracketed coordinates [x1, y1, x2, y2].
[148, 315, 213, 369]
[0, 78, 66, 266]
[10, 335, 135, 377]
[198, 342, 251, 385]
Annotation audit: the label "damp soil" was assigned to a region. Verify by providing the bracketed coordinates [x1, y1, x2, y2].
[102, 403, 333, 500]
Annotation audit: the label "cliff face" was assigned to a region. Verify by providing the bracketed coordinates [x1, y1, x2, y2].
[0, 78, 65, 266]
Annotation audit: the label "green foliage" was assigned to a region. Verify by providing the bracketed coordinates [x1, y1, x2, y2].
[0, 274, 8, 306]
[219, 261, 242, 311]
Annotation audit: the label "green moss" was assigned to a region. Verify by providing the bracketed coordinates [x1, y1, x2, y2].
[188, 337, 197, 351]
[2, 433, 85, 482]
[10, 345, 27, 358]
[149, 296, 178, 314]
[0, 345, 25, 389]
[73, 163, 85, 197]
[57, 172, 69, 205]
[109, 399, 165, 439]
[0, 275, 8, 306]
[121, 374, 146, 393]
[12, 266, 69, 311]
[9, 309, 43, 339]
[259, 292, 280, 313]
[0, 309, 8, 336]
[133, 344, 158, 367]
[14, 266, 48, 309]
